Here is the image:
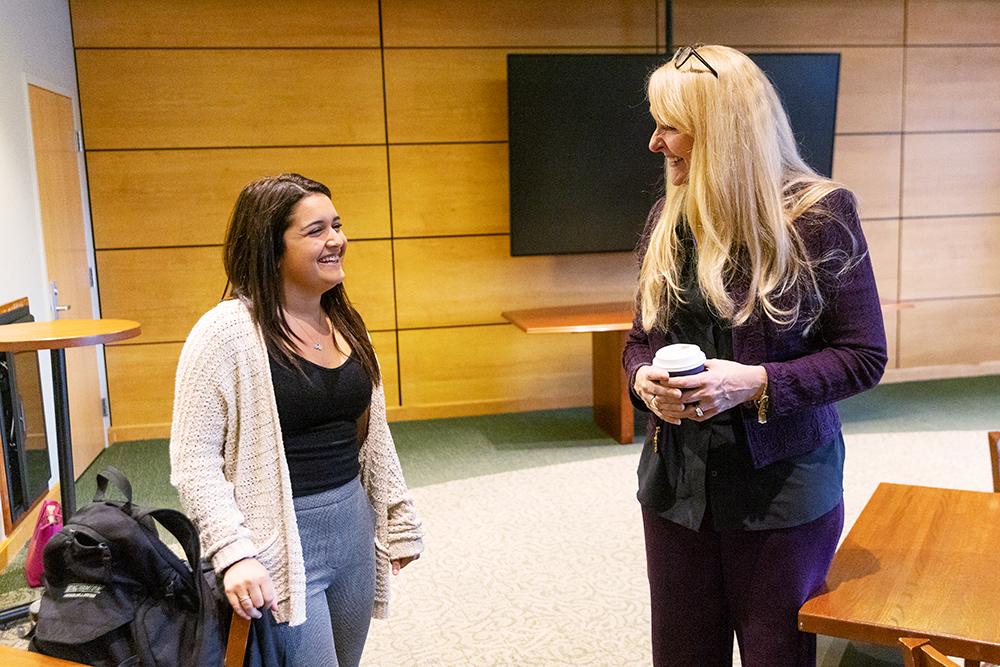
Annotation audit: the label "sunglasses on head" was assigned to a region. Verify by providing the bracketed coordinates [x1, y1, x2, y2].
[672, 44, 719, 79]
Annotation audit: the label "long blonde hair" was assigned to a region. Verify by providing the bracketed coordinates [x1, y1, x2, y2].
[639, 45, 849, 332]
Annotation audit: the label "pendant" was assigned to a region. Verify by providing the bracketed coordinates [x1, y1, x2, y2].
[312, 343, 323, 351]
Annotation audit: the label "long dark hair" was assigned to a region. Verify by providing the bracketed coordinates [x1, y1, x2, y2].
[222, 173, 381, 386]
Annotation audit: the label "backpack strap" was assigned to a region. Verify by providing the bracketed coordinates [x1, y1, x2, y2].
[93, 466, 134, 512]
[144, 508, 218, 665]
[139, 508, 203, 578]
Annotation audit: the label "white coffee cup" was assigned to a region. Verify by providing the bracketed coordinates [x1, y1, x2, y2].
[652, 343, 706, 376]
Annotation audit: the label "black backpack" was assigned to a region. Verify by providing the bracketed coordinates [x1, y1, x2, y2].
[29, 467, 226, 667]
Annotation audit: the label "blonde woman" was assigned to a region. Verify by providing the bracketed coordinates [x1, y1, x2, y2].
[623, 46, 886, 666]
[170, 174, 423, 666]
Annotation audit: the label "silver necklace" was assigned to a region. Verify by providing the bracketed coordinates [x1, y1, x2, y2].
[286, 311, 331, 351]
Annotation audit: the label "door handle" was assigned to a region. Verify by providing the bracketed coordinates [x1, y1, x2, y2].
[50, 281, 71, 315]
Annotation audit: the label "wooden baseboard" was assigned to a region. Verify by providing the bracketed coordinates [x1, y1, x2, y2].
[882, 362, 1000, 384]
[108, 423, 171, 443]
[0, 484, 60, 570]
[385, 394, 590, 422]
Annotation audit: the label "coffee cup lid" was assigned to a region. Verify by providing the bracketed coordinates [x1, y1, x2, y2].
[652, 344, 706, 373]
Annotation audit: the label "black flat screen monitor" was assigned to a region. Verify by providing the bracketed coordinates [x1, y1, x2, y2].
[508, 53, 840, 256]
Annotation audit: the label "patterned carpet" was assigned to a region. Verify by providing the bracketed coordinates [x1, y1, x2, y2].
[361, 429, 993, 666]
[366, 451, 648, 666]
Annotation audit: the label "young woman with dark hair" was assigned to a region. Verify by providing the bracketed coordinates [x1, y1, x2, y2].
[170, 173, 423, 666]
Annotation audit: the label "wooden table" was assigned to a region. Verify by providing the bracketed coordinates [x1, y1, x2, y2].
[799, 482, 1000, 664]
[502, 302, 634, 443]
[0, 319, 141, 516]
[0, 645, 86, 666]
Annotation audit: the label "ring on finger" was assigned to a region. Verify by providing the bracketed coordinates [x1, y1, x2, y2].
[238, 596, 253, 606]
[694, 403, 705, 418]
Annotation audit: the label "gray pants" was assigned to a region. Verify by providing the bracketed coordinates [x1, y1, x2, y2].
[261, 476, 377, 667]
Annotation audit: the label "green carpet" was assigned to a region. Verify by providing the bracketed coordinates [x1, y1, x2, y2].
[838, 375, 1000, 434]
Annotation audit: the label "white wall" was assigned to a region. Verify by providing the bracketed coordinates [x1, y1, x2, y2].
[1, 0, 99, 536]
[1, 1, 80, 307]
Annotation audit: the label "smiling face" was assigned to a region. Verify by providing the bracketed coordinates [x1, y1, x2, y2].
[649, 121, 695, 187]
[279, 193, 346, 298]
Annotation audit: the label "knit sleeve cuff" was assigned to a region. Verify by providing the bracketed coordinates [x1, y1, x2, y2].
[388, 535, 424, 562]
[211, 538, 259, 575]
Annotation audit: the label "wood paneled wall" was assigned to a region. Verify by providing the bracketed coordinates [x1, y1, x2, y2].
[70, 0, 1000, 440]
[71, 0, 662, 440]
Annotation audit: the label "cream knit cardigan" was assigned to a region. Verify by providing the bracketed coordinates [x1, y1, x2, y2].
[169, 299, 424, 626]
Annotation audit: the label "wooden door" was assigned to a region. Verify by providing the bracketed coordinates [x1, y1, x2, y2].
[27, 84, 106, 477]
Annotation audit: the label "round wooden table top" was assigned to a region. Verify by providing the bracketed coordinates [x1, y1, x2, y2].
[0, 318, 141, 352]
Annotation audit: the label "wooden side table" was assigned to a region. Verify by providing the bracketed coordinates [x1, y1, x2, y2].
[0, 319, 141, 517]
[502, 300, 911, 444]
[502, 302, 634, 443]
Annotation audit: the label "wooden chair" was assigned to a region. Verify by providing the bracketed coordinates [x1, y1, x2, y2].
[900, 638, 960, 667]
[989, 431, 1000, 494]
[225, 614, 251, 667]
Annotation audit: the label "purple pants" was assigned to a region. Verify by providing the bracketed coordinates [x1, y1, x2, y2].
[642, 502, 844, 667]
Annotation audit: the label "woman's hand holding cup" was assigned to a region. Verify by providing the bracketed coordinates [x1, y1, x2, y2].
[665, 358, 767, 421]
[634, 365, 684, 425]
[637, 344, 706, 424]
[639, 345, 767, 423]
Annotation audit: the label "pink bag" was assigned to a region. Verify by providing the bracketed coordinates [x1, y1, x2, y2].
[24, 499, 62, 588]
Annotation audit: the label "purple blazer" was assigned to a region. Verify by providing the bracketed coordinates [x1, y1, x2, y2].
[623, 189, 888, 469]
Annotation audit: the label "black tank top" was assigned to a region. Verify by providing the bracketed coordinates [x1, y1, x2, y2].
[269, 352, 372, 497]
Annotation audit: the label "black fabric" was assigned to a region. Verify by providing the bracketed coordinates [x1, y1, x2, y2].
[245, 609, 286, 667]
[269, 353, 372, 498]
[30, 466, 227, 667]
[636, 223, 845, 531]
[208, 602, 285, 667]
